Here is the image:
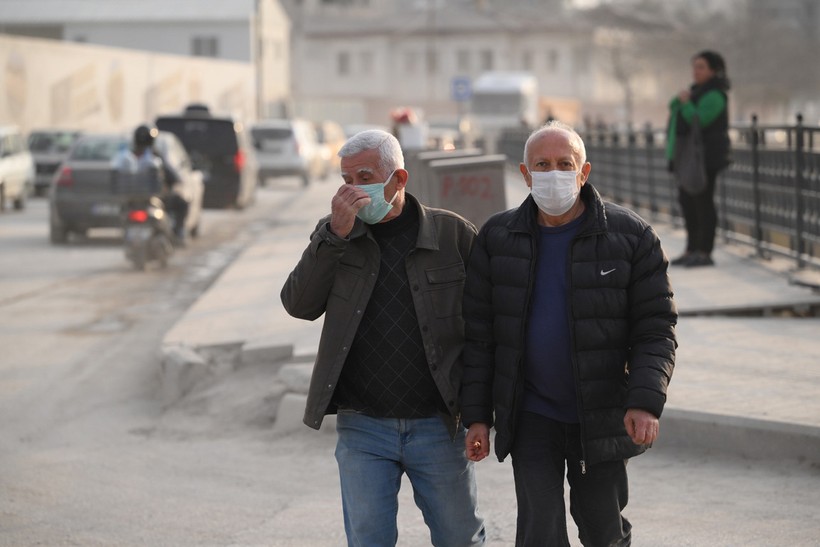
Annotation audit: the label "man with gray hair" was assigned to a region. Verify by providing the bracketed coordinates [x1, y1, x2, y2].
[461, 121, 677, 546]
[281, 129, 485, 546]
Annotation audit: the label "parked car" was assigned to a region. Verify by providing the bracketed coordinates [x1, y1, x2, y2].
[49, 131, 204, 244]
[156, 104, 258, 209]
[27, 129, 82, 196]
[0, 125, 35, 211]
[315, 120, 347, 176]
[251, 118, 326, 187]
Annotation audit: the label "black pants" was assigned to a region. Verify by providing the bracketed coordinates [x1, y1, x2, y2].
[678, 168, 719, 255]
[510, 412, 631, 547]
[162, 193, 189, 238]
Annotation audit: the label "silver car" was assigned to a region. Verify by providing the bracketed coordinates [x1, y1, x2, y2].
[251, 119, 326, 187]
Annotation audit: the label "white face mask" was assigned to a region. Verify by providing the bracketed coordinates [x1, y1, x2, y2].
[529, 170, 581, 216]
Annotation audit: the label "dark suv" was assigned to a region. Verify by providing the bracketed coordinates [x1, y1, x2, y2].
[156, 105, 257, 209]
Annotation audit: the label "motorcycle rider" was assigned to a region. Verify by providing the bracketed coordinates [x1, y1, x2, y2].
[130, 124, 189, 245]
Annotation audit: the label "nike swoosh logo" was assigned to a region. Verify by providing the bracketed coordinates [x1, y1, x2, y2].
[600, 268, 616, 276]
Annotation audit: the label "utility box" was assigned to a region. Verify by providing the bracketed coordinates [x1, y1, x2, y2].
[427, 154, 507, 228]
[405, 148, 484, 204]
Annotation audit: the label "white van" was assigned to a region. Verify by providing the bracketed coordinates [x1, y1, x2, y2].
[0, 126, 35, 210]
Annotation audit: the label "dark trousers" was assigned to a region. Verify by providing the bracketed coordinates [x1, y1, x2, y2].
[678, 168, 719, 255]
[510, 412, 631, 547]
[162, 192, 189, 238]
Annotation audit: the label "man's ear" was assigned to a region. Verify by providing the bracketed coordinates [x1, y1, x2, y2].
[519, 163, 532, 188]
[395, 168, 409, 189]
[580, 162, 592, 185]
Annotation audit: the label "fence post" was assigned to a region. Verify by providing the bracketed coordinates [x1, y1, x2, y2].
[611, 129, 621, 202]
[644, 123, 656, 216]
[751, 114, 763, 258]
[626, 124, 637, 206]
[794, 114, 806, 268]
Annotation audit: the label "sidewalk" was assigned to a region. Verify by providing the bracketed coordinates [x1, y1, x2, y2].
[160, 173, 820, 465]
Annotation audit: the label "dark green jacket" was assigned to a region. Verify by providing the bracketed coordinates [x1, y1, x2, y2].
[281, 193, 477, 436]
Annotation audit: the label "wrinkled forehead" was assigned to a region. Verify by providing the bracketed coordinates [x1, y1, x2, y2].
[528, 130, 581, 163]
[340, 148, 383, 178]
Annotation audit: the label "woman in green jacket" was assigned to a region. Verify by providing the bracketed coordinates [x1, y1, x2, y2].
[666, 50, 731, 267]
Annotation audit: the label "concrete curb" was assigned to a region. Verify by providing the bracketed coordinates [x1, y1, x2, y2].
[159, 341, 295, 406]
[660, 408, 820, 466]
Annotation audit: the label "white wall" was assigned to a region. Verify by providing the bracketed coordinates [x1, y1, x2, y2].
[0, 35, 255, 135]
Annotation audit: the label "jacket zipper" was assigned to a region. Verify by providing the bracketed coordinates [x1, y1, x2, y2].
[568, 232, 588, 475]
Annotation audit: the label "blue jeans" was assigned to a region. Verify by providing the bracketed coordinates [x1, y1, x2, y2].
[511, 412, 631, 547]
[335, 412, 486, 547]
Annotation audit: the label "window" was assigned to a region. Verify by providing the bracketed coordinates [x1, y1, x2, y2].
[192, 36, 219, 58]
[456, 50, 471, 73]
[480, 50, 494, 71]
[426, 50, 437, 74]
[522, 50, 533, 71]
[337, 51, 351, 76]
[360, 51, 374, 75]
[404, 50, 420, 74]
[546, 49, 559, 72]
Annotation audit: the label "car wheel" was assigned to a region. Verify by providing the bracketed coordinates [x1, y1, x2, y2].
[0, 183, 5, 211]
[50, 220, 69, 244]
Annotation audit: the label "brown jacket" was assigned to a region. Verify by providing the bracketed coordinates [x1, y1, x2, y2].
[280, 194, 477, 436]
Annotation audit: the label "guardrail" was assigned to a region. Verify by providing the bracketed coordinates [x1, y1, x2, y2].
[497, 115, 820, 269]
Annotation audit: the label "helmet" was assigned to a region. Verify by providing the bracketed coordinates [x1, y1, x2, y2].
[133, 124, 158, 148]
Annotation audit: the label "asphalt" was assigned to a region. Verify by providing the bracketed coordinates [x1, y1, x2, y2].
[160, 170, 820, 545]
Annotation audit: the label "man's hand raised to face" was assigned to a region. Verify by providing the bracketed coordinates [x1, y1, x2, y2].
[329, 183, 371, 238]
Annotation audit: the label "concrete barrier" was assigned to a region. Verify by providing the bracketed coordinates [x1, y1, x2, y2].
[405, 148, 484, 203]
[427, 154, 507, 228]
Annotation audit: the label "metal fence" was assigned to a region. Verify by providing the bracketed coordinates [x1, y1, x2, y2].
[498, 115, 820, 269]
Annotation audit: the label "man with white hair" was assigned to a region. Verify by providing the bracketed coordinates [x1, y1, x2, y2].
[460, 121, 677, 546]
[281, 130, 485, 546]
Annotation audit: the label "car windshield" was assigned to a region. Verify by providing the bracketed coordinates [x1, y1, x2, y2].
[28, 131, 79, 153]
[251, 128, 293, 141]
[70, 136, 127, 161]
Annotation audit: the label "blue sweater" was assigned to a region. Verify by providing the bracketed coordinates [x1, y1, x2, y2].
[522, 213, 585, 423]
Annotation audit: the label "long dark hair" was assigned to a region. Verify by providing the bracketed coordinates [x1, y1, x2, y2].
[694, 50, 731, 91]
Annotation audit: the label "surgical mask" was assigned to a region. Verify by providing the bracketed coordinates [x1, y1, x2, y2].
[356, 170, 399, 224]
[529, 169, 581, 216]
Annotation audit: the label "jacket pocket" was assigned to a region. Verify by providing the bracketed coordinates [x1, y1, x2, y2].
[331, 254, 366, 301]
[425, 263, 467, 318]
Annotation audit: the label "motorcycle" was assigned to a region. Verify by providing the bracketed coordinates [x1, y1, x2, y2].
[113, 145, 176, 270]
[123, 195, 175, 270]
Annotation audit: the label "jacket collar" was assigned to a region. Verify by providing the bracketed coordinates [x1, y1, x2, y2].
[348, 193, 439, 250]
[507, 183, 608, 236]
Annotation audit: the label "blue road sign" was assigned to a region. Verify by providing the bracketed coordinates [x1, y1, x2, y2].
[451, 76, 472, 102]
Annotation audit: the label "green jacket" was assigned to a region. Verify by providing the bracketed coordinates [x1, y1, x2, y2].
[280, 193, 477, 436]
[666, 88, 727, 161]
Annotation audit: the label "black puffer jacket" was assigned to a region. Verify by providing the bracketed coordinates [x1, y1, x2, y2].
[460, 183, 677, 465]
